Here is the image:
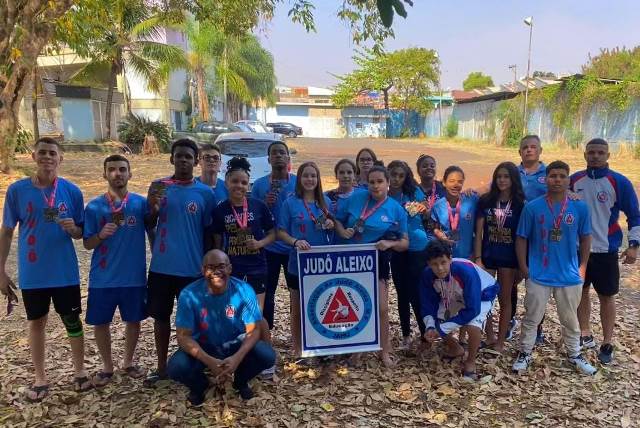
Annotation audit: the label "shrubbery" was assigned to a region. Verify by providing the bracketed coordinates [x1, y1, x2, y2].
[117, 113, 171, 153]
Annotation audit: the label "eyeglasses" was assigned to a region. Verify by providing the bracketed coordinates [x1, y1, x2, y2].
[202, 155, 221, 162]
[204, 263, 229, 272]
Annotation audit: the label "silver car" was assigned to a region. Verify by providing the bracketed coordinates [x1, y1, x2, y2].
[233, 120, 273, 133]
[214, 132, 285, 191]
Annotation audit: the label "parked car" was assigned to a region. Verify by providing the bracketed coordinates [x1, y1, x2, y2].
[214, 132, 285, 191]
[266, 122, 303, 137]
[171, 121, 241, 145]
[233, 120, 273, 133]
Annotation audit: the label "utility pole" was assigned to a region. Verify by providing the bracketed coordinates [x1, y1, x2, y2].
[523, 16, 533, 135]
[508, 64, 518, 91]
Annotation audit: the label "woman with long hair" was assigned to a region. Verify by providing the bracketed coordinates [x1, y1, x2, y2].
[431, 166, 479, 259]
[473, 162, 525, 352]
[277, 162, 335, 356]
[211, 157, 276, 372]
[387, 160, 429, 349]
[335, 164, 409, 367]
[354, 148, 378, 189]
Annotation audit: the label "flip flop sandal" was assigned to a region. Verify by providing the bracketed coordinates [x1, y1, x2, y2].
[462, 370, 479, 381]
[25, 384, 49, 403]
[123, 365, 146, 379]
[74, 376, 94, 393]
[93, 371, 114, 387]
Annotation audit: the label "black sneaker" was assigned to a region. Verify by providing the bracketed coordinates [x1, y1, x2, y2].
[233, 382, 254, 400]
[598, 343, 614, 364]
[187, 390, 206, 406]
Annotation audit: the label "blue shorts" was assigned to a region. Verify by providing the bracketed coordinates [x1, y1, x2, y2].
[86, 287, 147, 325]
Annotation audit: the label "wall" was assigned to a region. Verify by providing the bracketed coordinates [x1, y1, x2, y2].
[424, 106, 453, 137]
[342, 107, 385, 138]
[386, 110, 424, 137]
[254, 105, 345, 138]
[61, 98, 95, 141]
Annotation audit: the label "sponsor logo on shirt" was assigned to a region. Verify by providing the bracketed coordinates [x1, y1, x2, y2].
[537, 176, 546, 183]
[564, 213, 575, 225]
[465, 213, 472, 220]
[187, 201, 198, 214]
[225, 305, 235, 318]
[127, 215, 137, 226]
[597, 191, 609, 203]
[381, 215, 389, 222]
[58, 202, 68, 213]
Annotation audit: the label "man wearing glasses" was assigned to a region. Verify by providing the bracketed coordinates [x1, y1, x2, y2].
[196, 143, 228, 203]
[167, 250, 275, 405]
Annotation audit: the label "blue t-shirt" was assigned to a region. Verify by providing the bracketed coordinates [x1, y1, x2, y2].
[476, 197, 523, 268]
[175, 276, 262, 347]
[518, 162, 547, 202]
[149, 179, 216, 277]
[84, 193, 148, 288]
[516, 195, 591, 286]
[2, 177, 83, 289]
[212, 198, 275, 276]
[251, 173, 296, 254]
[389, 187, 430, 252]
[338, 191, 408, 244]
[278, 195, 333, 276]
[431, 194, 478, 259]
[196, 176, 228, 204]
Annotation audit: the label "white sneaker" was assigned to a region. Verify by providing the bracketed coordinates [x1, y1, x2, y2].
[512, 352, 532, 373]
[568, 354, 597, 375]
[260, 365, 276, 379]
[580, 335, 597, 350]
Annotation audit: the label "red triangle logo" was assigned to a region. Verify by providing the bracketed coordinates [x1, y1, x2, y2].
[321, 287, 359, 325]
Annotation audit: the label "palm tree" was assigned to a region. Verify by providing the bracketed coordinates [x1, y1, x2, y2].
[71, 0, 187, 139]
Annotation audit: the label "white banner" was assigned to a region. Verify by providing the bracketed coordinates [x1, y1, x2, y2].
[298, 244, 380, 357]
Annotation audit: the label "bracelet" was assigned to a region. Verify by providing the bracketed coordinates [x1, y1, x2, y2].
[293, 239, 299, 247]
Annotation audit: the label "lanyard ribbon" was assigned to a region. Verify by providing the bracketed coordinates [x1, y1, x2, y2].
[105, 191, 129, 213]
[447, 198, 462, 231]
[443, 274, 454, 310]
[359, 196, 387, 223]
[161, 177, 194, 185]
[546, 196, 568, 230]
[39, 177, 58, 208]
[231, 198, 249, 229]
[495, 199, 512, 229]
[425, 181, 437, 209]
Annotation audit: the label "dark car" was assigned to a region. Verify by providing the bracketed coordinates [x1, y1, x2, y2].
[266, 122, 303, 137]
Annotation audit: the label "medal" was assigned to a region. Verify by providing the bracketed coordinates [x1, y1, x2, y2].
[447, 198, 461, 241]
[546, 196, 568, 243]
[38, 177, 59, 222]
[303, 199, 327, 230]
[354, 196, 387, 235]
[105, 191, 129, 226]
[424, 181, 437, 209]
[149, 181, 168, 200]
[43, 207, 59, 223]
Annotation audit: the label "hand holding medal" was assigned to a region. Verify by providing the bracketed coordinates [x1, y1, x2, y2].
[404, 201, 426, 217]
[148, 181, 167, 213]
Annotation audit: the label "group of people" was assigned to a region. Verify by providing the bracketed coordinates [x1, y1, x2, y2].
[0, 134, 638, 406]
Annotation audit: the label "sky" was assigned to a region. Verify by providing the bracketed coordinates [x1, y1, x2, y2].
[256, 0, 640, 90]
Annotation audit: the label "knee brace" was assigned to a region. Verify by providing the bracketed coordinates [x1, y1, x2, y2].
[61, 313, 84, 338]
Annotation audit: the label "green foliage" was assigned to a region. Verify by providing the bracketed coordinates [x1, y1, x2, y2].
[117, 114, 172, 152]
[582, 46, 640, 81]
[564, 127, 584, 149]
[14, 126, 33, 154]
[495, 98, 524, 147]
[462, 72, 494, 91]
[332, 49, 394, 109]
[445, 116, 458, 138]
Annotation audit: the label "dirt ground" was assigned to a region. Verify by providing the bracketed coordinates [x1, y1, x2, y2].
[0, 137, 639, 427]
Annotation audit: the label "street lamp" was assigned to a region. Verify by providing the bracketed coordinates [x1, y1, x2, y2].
[523, 16, 533, 135]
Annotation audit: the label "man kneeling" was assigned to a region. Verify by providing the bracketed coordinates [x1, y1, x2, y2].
[168, 250, 276, 405]
[419, 241, 499, 380]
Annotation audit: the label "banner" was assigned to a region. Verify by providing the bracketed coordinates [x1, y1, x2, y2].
[298, 244, 380, 357]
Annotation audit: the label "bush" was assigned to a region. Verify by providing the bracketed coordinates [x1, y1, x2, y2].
[445, 116, 458, 138]
[117, 113, 172, 153]
[14, 126, 33, 153]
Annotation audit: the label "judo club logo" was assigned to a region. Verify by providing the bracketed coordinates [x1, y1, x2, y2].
[307, 277, 372, 340]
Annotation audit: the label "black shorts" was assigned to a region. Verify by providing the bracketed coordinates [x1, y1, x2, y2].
[288, 275, 300, 291]
[147, 271, 200, 322]
[22, 285, 82, 321]
[481, 257, 519, 271]
[378, 250, 391, 281]
[584, 252, 619, 296]
[238, 273, 267, 295]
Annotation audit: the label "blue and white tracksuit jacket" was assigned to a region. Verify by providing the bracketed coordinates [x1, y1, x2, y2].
[571, 167, 640, 253]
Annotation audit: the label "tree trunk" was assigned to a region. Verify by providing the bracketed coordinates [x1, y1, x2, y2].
[0, 105, 19, 173]
[104, 61, 118, 140]
[31, 67, 40, 140]
[196, 68, 209, 122]
[223, 45, 228, 122]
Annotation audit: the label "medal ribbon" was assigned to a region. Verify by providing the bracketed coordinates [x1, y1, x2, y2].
[231, 197, 249, 229]
[105, 191, 129, 214]
[495, 199, 512, 229]
[447, 198, 462, 231]
[425, 181, 437, 209]
[443, 274, 454, 312]
[303, 199, 321, 224]
[39, 177, 58, 208]
[161, 177, 195, 185]
[359, 196, 387, 223]
[545, 196, 568, 230]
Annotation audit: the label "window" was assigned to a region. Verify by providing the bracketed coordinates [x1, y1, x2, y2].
[355, 122, 363, 129]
